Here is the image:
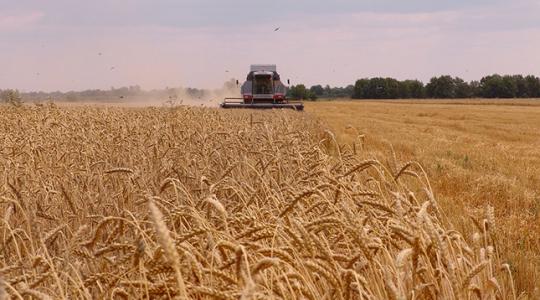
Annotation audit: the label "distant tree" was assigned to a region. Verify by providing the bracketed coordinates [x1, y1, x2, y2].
[289, 84, 314, 100]
[469, 81, 482, 97]
[318, 85, 354, 99]
[1, 89, 23, 107]
[332, 85, 353, 98]
[344, 85, 354, 98]
[385, 78, 400, 99]
[290, 84, 304, 99]
[323, 85, 332, 97]
[397, 80, 425, 98]
[502, 75, 518, 98]
[454, 77, 472, 98]
[364, 78, 390, 99]
[480, 75, 502, 98]
[352, 79, 368, 99]
[397, 81, 412, 98]
[512, 75, 528, 98]
[309, 85, 324, 96]
[426, 76, 456, 98]
[525, 75, 540, 97]
[129, 85, 142, 94]
[408, 80, 425, 98]
[354, 78, 424, 99]
[480, 74, 516, 98]
[66, 92, 78, 102]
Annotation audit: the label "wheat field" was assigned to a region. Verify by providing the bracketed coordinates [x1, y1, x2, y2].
[307, 99, 540, 299]
[0, 104, 517, 299]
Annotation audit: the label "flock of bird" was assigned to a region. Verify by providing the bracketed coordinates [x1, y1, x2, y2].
[33, 27, 283, 84]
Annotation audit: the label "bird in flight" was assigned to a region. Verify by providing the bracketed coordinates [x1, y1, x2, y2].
[274, 27, 280, 32]
[110, 66, 115, 71]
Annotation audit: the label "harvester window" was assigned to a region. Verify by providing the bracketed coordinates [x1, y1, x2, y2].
[254, 75, 273, 94]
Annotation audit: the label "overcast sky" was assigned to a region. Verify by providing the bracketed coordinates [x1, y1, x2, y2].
[1, 0, 540, 92]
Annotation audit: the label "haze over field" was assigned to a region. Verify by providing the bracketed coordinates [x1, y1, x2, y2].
[2, 1, 540, 298]
[2, 0, 540, 92]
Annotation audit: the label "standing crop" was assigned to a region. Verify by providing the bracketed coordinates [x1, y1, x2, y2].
[0, 105, 515, 299]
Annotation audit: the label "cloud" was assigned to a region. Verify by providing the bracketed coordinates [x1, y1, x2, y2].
[1, 1, 539, 91]
[0, 11, 44, 31]
[0, 0, 512, 30]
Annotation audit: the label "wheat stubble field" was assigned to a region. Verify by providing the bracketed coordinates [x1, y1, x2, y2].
[0, 103, 522, 299]
[307, 99, 540, 299]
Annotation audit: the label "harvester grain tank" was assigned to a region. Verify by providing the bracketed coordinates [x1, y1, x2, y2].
[221, 64, 304, 110]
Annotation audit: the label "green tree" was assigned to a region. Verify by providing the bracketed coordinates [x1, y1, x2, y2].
[512, 75, 528, 98]
[289, 84, 316, 100]
[469, 81, 482, 97]
[480, 75, 503, 98]
[364, 78, 385, 98]
[408, 80, 425, 98]
[426, 76, 456, 98]
[289, 84, 303, 99]
[385, 78, 400, 99]
[323, 85, 331, 97]
[397, 80, 425, 99]
[352, 79, 369, 99]
[319, 85, 354, 98]
[363, 78, 400, 99]
[454, 77, 472, 98]
[525, 75, 540, 97]
[344, 85, 354, 98]
[309, 85, 324, 97]
[398, 81, 412, 98]
[502, 75, 518, 98]
[480, 74, 516, 98]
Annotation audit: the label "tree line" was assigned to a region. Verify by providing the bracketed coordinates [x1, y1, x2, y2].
[0, 85, 217, 104]
[289, 74, 540, 100]
[3, 74, 540, 104]
[288, 84, 355, 100]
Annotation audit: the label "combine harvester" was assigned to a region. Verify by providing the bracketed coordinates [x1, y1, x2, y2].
[221, 64, 304, 111]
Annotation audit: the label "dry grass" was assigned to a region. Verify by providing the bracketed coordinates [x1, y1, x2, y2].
[307, 99, 540, 298]
[0, 103, 517, 299]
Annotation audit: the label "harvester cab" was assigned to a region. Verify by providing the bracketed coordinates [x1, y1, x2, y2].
[221, 64, 304, 110]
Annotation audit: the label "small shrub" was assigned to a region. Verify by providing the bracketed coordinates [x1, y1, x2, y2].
[1, 89, 23, 107]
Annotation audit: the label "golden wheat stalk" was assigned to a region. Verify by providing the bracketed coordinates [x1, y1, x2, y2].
[148, 199, 188, 299]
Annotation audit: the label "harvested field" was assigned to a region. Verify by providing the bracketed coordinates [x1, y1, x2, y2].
[307, 99, 540, 298]
[0, 104, 516, 299]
